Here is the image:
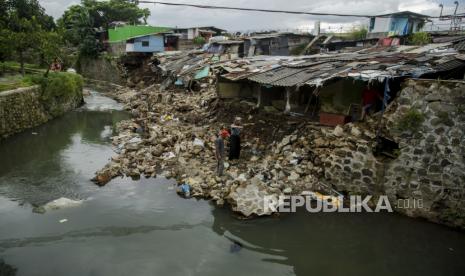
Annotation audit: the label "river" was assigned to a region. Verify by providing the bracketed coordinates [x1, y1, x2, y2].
[0, 91, 464, 276]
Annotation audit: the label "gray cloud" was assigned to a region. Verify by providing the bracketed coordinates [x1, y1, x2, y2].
[39, 0, 461, 31]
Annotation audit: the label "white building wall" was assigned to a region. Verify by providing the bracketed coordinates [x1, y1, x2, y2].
[372, 17, 392, 33]
[187, 29, 195, 40]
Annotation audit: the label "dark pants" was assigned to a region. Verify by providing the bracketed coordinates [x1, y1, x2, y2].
[229, 134, 241, 160]
[217, 157, 224, 176]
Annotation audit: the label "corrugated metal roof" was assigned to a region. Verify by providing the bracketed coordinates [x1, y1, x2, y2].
[151, 40, 464, 89]
[433, 36, 465, 44]
[214, 40, 244, 45]
[248, 62, 348, 87]
[248, 67, 304, 85]
[434, 59, 465, 72]
[455, 40, 465, 52]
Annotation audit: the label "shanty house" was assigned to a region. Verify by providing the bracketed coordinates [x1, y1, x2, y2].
[206, 40, 245, 59]
[367, 11, 429, 39]
[108, 25, 174, 55]
[174, 26, 227, 50]
[215, 43, 465, 126]
[243, 33, 312, 57]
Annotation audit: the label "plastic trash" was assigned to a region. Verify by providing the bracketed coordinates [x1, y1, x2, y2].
[193, 138, 205, 148]
[43, 197, 83, 211]
[160, 114, 174, 122]
[230, 241, 243, 253]
[128, 137, 142, 144]
[177, 183, 191, 198]
[162, 151, 176, 160]
[59, 219, 68, 223]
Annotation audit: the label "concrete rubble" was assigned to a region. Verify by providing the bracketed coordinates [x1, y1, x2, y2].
[93, 82, 348, 217]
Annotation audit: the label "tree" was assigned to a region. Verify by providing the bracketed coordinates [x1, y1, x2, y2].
[38, 31, 66, 76]
[82, 0, 150, 29]
[7, 16, 43, 75]
[58, 0, 150, 57]
[57, 5, 101, 57]
[0, 0, 58, 75]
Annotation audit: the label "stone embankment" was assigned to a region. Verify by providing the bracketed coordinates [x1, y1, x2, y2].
[94, 79, 465, 229]
[0, 73, 84, 138]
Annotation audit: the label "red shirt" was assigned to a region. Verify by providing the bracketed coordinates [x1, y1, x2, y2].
[362, 88, 379, 105]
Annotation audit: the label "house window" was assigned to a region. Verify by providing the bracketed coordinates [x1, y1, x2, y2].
[369, 18, 375, 31]
[142, 41, 149, 47]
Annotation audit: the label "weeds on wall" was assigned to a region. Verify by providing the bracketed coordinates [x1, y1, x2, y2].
[396, 108, 425, 132]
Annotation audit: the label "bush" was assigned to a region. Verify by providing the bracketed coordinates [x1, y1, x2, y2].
[193, 36, 206, 46]
[348, 26, 368, 40]
[409, 32, 431, 46]
[396, 108, 425, 132]
[33, 72, 83, 116]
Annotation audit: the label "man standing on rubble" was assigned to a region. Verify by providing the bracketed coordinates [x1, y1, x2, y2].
[229, 117, 243, 160]
[215, 129, 230, 176]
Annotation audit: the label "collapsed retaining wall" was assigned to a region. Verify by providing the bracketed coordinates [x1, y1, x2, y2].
[77, 56, 123, 85]
[321, 79, 465, 229]
[0, 79, 83, 138]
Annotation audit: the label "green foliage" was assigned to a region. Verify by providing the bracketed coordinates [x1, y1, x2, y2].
[193, 36, 206, 46]
[58, 0, 150, 57]
[348, 26, 368, 40]
[0, 0, 61, 75]
[0, 73, 36, 92]
[396, 108, 425, 132]
[409, 32, 431, 46]
[2, 61, 45, 70]
[82, 0, 150, 29]
[34, 72, 83, 116]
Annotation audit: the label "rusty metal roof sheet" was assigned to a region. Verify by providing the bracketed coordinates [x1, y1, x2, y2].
[434, 59, 465, 71]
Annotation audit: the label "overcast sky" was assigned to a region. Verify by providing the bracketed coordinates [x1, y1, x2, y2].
[39, 0, 461, 32]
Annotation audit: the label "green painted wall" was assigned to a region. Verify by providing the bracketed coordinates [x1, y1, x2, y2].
[108, 25, 172, 43]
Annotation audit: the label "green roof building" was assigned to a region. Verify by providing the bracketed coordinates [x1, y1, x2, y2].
[108, 25, 173, 43]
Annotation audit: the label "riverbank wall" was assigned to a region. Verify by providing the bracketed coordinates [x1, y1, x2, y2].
[0, 73, 84, 138]
[321, 79, 465, 229]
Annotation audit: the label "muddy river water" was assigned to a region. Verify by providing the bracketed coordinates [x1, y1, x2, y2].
[1, 91, 465, 276]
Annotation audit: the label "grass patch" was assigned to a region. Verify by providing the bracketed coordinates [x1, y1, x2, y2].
[397, 108, 425, 132]
[0, 74, 37, 92]
[1, 61, 46, 70]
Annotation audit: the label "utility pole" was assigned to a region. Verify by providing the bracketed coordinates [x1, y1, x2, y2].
[451, 1, 459, 31]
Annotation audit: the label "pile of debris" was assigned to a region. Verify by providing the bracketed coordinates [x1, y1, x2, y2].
[93, 82, 382, 217]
